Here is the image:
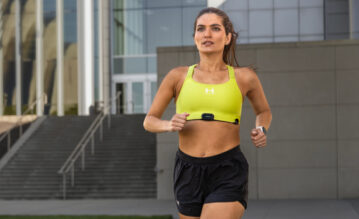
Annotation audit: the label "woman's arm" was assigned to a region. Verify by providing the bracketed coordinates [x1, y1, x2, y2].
[143, 67, 189, 133]
[245, 67, 272, 147]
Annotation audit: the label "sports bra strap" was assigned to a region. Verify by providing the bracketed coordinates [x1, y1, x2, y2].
[186, 64, 197, 79]
[228, 65, 235, 79]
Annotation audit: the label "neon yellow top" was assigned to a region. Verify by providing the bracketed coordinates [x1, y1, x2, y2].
[176, 64, 243, 124]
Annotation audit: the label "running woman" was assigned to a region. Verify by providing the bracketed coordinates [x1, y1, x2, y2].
[143, 7, 272, 219]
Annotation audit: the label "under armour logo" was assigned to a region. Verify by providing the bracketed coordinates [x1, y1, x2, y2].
[205, 88, 215, 94]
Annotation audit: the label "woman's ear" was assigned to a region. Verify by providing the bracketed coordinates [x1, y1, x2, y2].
[225, 32, 232, 45]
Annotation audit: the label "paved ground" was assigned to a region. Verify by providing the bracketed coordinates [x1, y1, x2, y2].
[0, 115, 37, 134]
[0, 199, 358, 219]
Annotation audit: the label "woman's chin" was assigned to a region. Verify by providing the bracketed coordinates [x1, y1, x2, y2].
[197, 48, 223, 55]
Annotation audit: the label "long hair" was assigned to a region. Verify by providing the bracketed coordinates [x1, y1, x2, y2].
[193, 7, 239, 67]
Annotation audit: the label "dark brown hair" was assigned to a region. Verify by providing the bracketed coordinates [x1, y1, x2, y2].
[193, 7, 239, 67]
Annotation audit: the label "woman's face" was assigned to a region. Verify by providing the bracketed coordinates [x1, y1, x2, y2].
[194, 13, 231, 55]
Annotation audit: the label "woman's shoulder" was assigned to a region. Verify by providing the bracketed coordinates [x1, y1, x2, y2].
[165, 65, 190, 81]
[233, 66, 258, 81]
[168, 66, 189, 74]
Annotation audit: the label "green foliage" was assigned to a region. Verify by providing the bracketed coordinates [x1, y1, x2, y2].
[3, 105, 37, 115]
[65, 104, 78, 115]
[3, 106, 16, 115]
[4, 104, 79, 116]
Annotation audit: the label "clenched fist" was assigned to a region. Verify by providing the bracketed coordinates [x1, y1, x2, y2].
[167, 113, 190, 132]
[251, 128, 267, 148]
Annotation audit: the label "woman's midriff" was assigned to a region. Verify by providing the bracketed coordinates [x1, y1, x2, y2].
[178, 120, 240, 157]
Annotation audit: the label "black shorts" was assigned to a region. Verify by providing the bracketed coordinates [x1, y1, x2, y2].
[173, 145, 249, 217]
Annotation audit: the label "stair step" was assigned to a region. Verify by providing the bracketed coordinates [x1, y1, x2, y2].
[0, 115, 156, 199]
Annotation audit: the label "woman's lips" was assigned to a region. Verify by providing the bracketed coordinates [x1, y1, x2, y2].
[202, 41, 214, 46]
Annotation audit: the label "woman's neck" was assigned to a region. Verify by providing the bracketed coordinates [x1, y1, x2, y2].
[197, 52, 227, 72]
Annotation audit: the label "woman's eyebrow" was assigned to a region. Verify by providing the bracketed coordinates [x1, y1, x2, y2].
[197, 24, 222, 27]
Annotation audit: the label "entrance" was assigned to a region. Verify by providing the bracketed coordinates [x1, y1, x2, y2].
[112, 74, 157, 114]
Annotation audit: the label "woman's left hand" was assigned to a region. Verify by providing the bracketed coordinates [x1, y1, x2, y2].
[250, 128, 267, 148]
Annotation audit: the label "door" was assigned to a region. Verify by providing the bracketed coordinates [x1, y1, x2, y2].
[112, 74, 157, 114]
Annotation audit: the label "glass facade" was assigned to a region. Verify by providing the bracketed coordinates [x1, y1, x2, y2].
[0, 0, 355, 115]
[111, 0, 207, 114]
[112, 0, 327, 75]
[0, 0, 89, 115]
[43, 0, 79, 115]
[21, 0, 36, 113]
[110, 0, 355, 114]
[63, 0, 78, 115]
[112, 0, 206, 75]
[2, 0, 16, 114]
[221, 0, 325, 43]
[43, 0, 57, 115]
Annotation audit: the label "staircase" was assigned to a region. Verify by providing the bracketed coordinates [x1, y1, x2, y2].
[0, 123, 32, 159]
[0, 114, 156, 199]
[64, 114, 157, 199]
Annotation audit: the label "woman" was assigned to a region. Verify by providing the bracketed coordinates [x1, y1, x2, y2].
[143, 7, 272, 219]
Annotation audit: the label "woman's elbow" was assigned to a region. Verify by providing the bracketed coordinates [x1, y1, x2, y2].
[143, 116, 150, 131]
[266, 109, 273, 124]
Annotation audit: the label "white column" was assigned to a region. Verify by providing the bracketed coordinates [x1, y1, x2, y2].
[110, 0, 115, 114]
[15, 0, 22, 115]
[77, 0, 94, 115]
[98, 0, 104, 107]
[77, 0, 83, 115]
[103, 0, 111, 115]
[0, 0, 3, 116]
[56, 0, 64, 116]
[36, 0, 44, 116]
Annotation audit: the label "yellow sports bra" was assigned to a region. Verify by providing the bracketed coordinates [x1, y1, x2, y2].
[176, 64, 243, 124]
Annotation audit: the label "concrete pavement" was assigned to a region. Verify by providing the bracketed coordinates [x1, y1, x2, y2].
[0, 199, 358, 219]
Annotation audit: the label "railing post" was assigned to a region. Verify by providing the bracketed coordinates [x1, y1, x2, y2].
[7, 132, 10, 151]
[100, 120, 103, 141]
[71, 161, 75, 186]
[108, 113, 111, 129]
[81, 148, 85, 170]
[116, 91, 121, 115]
[117, 97, 120, 114]
[91, 133, 95, 155]
[63, 173, 67, 200]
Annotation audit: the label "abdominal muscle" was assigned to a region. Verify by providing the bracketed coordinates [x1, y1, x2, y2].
[178, 120, 240, 157]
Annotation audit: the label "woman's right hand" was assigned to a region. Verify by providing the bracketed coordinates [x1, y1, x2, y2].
[167, 113, 190, 132]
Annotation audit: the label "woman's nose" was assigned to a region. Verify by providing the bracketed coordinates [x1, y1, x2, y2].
[204, 29, 212, 37]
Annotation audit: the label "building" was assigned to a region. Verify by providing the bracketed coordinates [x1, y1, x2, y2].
[1, 0, 358, 116]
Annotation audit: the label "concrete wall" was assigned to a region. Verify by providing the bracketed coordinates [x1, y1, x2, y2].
[156, 39, 359, 200]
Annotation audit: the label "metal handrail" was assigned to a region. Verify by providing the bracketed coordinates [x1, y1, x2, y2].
[57, 91, 121, 199]
[0, 93, 47, 153]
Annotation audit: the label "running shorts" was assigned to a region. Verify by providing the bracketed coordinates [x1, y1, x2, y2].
[173, 145, 249, 217]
